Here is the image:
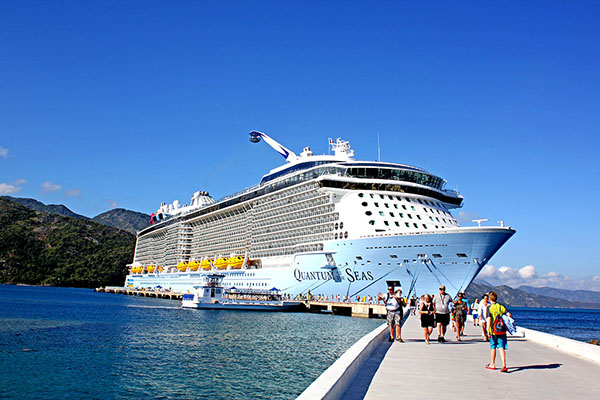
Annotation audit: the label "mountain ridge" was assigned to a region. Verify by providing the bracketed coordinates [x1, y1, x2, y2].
[1, 196, 150, 234]
[465, 281, 600, 309]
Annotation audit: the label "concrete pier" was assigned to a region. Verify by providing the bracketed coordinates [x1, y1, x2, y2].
[95, 286, 183, 300]
[304, 301, 387, 318]
[336, 315, 600, 400]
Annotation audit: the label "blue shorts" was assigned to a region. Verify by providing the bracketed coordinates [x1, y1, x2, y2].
[490, 334, 507, 349]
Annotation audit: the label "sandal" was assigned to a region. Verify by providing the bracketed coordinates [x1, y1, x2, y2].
[501, 367, 508, 373]
[485, 364, 495, 370]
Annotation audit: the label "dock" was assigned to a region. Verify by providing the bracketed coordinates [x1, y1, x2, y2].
[298, 313, 600, 400]
[303, 300, 387, 318]
[96, 288, 388, 317]
[95, 286, 183, 300]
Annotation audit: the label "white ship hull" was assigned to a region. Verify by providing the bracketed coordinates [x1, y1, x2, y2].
[126, 227, 514, 298]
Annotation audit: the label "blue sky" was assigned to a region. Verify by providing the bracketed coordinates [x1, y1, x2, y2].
[2, 2, 599, 289]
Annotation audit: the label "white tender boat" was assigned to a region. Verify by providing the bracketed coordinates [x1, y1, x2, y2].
[181, 273, 304, 311]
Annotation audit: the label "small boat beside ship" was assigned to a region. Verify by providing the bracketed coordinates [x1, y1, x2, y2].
[181, 273, 303, 311]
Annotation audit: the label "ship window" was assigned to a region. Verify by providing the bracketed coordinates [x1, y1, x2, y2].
[356, 256, 363, 260]
[369, 220, 375, 225]
[389, 212, 395, 217]
[405, 222, 410, 227]
[432, 253, 442, 258]
[370, 194, 375, 198]
[408, 214, 412, 219]
[358, 193, 364, 198]
[390, 254, 398, 258]
[411, 206, 416, 210]
[362, 202, 368, 206]
[413, 223, 418, 228]
[340, 222, 343, 229]
[335, 223, 339, 229]
[399, 213, 404, 218]
[423, 224, 428, 229]
[394, 221, 400, 226]
[457, 253, 468, 258]
[380, 194, 384, 199]
[374, 202, 379, 207]
[393, 204, 398, 209]
[384, 221, 389, 226]
[379, 211, 385, 216]
[344, 231, 348, 238]
[365, 211, 372, 216]
[402, 205, 407, 210]
[417, 215, 421, 220]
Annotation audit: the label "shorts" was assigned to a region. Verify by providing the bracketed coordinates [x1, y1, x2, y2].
[386, 310, 402, 326]
[435, 313, 450, 326]
[421, 314, 435, 328]
[490, 335, 508, 349]
[472, 313, 479, 319]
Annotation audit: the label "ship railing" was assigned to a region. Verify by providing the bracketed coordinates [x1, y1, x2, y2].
[215, 170, 345, 203]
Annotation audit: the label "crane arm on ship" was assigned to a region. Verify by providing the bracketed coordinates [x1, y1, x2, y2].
[249, 130, 298, 162]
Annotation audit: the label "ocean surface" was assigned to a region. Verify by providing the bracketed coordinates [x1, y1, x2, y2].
[0, 285, 382, 400]
[509, 306, 600, 343]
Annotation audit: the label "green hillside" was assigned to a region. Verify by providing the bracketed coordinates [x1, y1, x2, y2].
[92, 208, 150, 234]
[0, 198, 135, 288]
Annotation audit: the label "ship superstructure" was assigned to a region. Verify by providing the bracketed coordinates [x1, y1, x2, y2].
[126, 131, 515, 299]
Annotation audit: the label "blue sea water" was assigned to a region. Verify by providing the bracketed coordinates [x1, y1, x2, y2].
[509, 306, 600, 343]
[0, 285, 382, 400]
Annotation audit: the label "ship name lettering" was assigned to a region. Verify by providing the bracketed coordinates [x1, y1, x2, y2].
[345, 268, 374, 283]
[293, 269, 333, 282]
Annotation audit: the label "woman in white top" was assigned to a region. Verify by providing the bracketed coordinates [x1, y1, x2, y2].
[478, 294, 490, 341]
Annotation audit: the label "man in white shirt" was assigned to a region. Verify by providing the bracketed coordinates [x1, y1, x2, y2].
[433, 285, 452, 342]
[378, 286, 406, 342]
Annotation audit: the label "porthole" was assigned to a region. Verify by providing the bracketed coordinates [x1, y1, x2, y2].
[340, 222, 344, 229]
[369, 220, 375, 225]
[358, 193, 364, 198]
[344, 231, 348, 238]
[365, 211, 372, 216]
[362, 202, 368, 207]
[335, 223, 339, 229]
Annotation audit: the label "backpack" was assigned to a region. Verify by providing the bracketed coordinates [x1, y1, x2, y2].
[492, 313, 507, 335]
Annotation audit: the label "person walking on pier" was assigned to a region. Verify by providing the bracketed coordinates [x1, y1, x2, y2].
[409, 295, 417, 315]
[479, 294, 490, 341]
[419, 294, 436, 344]
[379, 286, 405, 342]
[453, 292, 468, 341]
[433, 285, 452, 342]
[486, 291, 512, 372]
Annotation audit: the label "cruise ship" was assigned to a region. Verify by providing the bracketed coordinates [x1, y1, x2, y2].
[125, 131, 515, 299]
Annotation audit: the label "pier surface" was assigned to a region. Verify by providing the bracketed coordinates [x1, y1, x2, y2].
[351, 315, 600, 400]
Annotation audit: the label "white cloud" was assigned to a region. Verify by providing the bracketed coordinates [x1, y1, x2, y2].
[0, 183, 22, 194]
[477, 264, 600, 291]
[0, 146, 8, 159]
[41, 181, 62, 193]
[0, 178, 26, 194]
[105, 199, 118, 208]
[65, 189, 81, 197]
[456, 211, 482, 225]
